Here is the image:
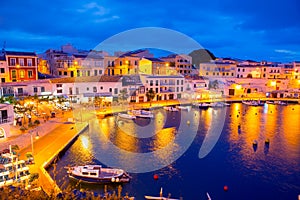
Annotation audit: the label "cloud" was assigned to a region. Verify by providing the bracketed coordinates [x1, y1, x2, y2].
[275, 49, 298, 55]
[76, 2, 109, 16]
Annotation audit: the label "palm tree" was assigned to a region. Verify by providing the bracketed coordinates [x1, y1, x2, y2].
[146, 88, 156, 106]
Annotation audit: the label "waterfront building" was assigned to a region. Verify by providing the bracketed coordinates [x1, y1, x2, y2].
[161, 54, 193, 75]
[199, 61, 236, 78]
[139, 74, 185, 102]
[236, 65, 262, 78]
[0, 103, 14, 139]
[4, 51, 38, 82]
[0, 54, 8, 83]
[42, 44, 106, 77]
[138, 57, 175, 75]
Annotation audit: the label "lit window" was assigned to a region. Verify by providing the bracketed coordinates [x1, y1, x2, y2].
[20, 70, 25, 78]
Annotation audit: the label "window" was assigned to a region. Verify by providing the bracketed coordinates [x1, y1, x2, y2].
[100, 86, 103, 90]
[19, 59, 24, 66]
[1, 78, 5, 83]
[86, 87, 89, 91]
[41, 87, 45, 92]
[64, 71, 67, 76]
[114, 88, 118, 94]
[20, 70, 25, 78]
[109, 88, 112, 93]
[33, 87, 38, 93]
[76, 87, 79, 95]
[120, 61, 122, 66]
[93, 87, 97, 92]
[156, 80, 158, 86]
[56, 84, 62, 87]
[12, 70, 17, 79]
[57, 89, 62, 93]
[242, 69, 245, 72]
[94, 70, 97, 76]
[10, 58, 16, 66]
[87, 71, 90, 76]
[69, 87, 73, 95]
[181, 80, 184, 85]
[99, 70, 102, 74]
[28, 70, 33, 78]
[27, 59, 32, 66]
[0, 68, 5, 73]
[238, 68, 240, 72]
[59, 71, 62, 76]
[177, 80, 179, 85]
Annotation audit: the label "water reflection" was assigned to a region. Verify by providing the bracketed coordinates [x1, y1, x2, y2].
[51, 104, 300, 199]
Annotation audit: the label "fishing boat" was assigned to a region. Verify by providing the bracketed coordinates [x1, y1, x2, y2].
[207, 192, 212, 200]
[118, 113, 136, 120]
[0, 153, 30, 188]
[145, 188, 179, 200]
[129, 110, 154, 118]
[66, 165, 131, 184]
[163, 106, 179, 112]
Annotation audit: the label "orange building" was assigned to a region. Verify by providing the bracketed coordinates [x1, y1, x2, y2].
[5, 51, 38, 82]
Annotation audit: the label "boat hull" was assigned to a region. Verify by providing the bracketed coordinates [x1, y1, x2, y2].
[69, 173, 130, 184]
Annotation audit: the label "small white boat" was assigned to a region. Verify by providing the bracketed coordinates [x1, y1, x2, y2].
[177, 106, 191, 111]
[207, 192, 212, 200]
[242, 100, 264, 106]
[145, 188, 179, 200]
[198, 103, 211, 109]
[66, 165, 131, 184]
[130, 110, 154, 118]
[163, 106, 179, 112]
[118, 113, 136, 120]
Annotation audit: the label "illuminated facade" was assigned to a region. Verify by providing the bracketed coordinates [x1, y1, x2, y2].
[161, 54, 193, 75]
[5, 51, 38, 82]
[199, 61, 236, 78]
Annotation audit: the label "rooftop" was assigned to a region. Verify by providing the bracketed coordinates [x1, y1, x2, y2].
[5, 51, 37, 57]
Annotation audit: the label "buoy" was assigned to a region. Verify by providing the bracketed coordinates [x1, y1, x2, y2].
[153, 174, 159, 180]
[223, 185, 229, 191]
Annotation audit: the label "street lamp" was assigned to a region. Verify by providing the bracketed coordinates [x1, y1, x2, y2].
[29, 128, 39, 155]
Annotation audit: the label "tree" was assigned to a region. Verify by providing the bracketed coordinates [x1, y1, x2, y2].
[118, 89, 129, 106]
[146, 88, 156, 106]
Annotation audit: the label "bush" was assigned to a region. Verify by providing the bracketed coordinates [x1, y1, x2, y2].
[34, 120, 40, 125]
[20, 126, 27, 132]
[28, 122, 34, 128]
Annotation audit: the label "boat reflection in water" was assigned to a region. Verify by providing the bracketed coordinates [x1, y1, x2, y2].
[49, 104, 300, 200]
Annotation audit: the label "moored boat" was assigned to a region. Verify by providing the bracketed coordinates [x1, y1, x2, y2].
[242, 100, 264, 106]
[177, 105, 191, 111]
[145, 188, 179, 200]
[163, 106, 179, 112]
[66, 165, 131, 184]
[118, 113, 136, 120]
[129, 110, 154, 118]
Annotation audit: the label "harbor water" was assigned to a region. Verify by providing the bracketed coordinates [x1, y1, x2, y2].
[49, 103, 300, 199]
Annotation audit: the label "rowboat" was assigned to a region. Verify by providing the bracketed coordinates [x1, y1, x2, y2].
[145, 188, 179, 200]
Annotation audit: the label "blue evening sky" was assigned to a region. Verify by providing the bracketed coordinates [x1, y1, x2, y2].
[0, 0, 299, 62]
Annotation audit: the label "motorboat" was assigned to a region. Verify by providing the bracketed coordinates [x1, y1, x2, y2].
[242, 100, 264, 106]
[66, 165, 131, 184]
[211, 102, 230, 108]
[0, 153, 30, 188]
[163, 106, 179, 112]
[197, 103, 211, 109]
[145, 188, 179, 200]
[129, 110, 154, 118]
[118, 113, 136, 120]
[177, 105, 191, 111]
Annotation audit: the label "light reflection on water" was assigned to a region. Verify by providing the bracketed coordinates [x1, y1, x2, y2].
[49, 103, 300, 200]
